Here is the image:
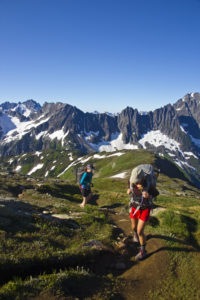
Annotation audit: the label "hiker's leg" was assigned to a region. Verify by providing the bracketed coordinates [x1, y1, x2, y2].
[135, 219, 148, 259]
[131, 218, 138, 232]
[131, 218, 139, 242]
[137, 219, 146, 246]
[87, 192, 92, 202]
[80, 196, 87, 207]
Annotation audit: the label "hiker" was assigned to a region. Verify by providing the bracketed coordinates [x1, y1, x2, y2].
[127, 164, 159, 260]
[79, 164, 93, 208]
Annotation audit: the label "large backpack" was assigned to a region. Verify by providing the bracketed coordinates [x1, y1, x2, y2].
[76, 167, 85, 185]
[130, 164, 159, 197]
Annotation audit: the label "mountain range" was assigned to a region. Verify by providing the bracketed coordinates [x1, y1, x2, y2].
[0, 93, 200, 186]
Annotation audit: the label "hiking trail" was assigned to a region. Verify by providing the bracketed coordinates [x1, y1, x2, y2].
[110, 211, 170, 300]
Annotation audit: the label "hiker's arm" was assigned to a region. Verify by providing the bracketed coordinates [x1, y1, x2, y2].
[80, 173, 87, 185]
[127, 180, 132, 194]
[142, 191, 149, 198]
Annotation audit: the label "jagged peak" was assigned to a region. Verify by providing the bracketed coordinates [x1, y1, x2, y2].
[120, 106, 137, 115]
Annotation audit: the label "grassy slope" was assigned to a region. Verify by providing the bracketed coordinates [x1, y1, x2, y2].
[0, 149, 200, 299]
[0, 149, 81, 178]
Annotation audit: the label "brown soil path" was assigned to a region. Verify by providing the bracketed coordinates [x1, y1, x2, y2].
[111, 212, 170, 300]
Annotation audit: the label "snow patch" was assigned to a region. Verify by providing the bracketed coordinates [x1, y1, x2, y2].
[57, 161, 76, 177]
[11, 103, 32, 117]
[68, 153, 73, 161]
[45, 171, 49, 177]
[79, 156, 91, 164]
[35, 131, 48, 140]
[111, 172, 127, 179]
[50, 165, 56, 171]
[15, 165, 22, 172]
[174, 159, 196, 171]
[3, 115, 50, 143]
[93, 154, 106, 159]
[28, 163, 44, 175]
[107, 152, 125, 157]
[8, 158, 14, 164]
[47, 128, 69, 146]
[168, 153, 175, 157]
[93, 152, 125, 159]
[35, 151, 42, 157]
[86, 132, 138, 152]
[57, 154, 93, 178]
[184, 152, 198, 159]
[139, 130, 181, 152]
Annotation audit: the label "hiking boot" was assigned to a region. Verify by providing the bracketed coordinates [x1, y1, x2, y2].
[133, 232, 139, 243]
[135, 249, 147, 260]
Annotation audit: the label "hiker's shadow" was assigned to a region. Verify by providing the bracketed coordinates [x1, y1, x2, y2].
[100, 203, 124, 209]
[0, 199, 40, 235]
[146, 234, 200, 258]
[38, 183, 81, 203]
[88, 193, 99, 206]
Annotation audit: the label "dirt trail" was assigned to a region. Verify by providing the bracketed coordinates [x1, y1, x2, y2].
[111, 212, 170, 300]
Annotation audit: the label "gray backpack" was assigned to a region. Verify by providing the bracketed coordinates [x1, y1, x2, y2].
[129, 164, 159, 197]
[130, 164, 156, 187]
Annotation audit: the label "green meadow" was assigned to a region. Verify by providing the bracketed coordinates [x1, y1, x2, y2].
[0, 149, 200, 299]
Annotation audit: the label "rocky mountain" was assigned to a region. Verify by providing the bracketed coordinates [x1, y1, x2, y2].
[0, 93, 200, 186]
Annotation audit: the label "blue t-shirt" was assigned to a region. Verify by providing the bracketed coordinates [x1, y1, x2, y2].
[80, 172, 93, 189]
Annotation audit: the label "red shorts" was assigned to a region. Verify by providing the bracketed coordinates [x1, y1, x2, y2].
[129, 207, 151, 222]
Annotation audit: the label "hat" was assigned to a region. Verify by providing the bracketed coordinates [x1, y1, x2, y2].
[87, 164, 94, 170]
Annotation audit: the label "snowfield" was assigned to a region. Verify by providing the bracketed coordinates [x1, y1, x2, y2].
[85, 132, 138, 152]
[3, 115, 50, 143]
[139, 130, 181, 152]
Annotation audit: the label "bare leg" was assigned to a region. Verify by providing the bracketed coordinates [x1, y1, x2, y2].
[131, 218, 139, 242]
[135, 219, 148, 260]
[137, 219, 146, 246]
[131, 218, 138, 232]
[80, 196, 87, 208]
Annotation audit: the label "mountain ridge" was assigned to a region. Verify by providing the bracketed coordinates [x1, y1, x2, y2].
[1, 93, 200, 187]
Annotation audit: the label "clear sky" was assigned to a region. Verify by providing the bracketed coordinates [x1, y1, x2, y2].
[0, 0, 200, 113]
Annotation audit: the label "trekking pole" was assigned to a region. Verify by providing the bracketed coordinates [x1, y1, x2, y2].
[132, 196, 144, 217]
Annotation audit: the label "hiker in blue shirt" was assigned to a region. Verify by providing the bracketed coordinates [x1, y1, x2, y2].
[80, 164, 93, 208]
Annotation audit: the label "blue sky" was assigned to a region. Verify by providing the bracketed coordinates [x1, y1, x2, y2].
[0, 0, 200, 113]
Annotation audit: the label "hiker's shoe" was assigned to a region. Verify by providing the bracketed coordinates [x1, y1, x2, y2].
[135, 249, 147, 260]
[133, 233, 139, 243]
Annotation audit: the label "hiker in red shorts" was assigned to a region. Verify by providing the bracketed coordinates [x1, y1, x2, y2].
[127, 165, 159, 260]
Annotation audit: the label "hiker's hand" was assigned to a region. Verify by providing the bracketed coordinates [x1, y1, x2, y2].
[127, 188, 131, 195]
[142, 191, 149, 198]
